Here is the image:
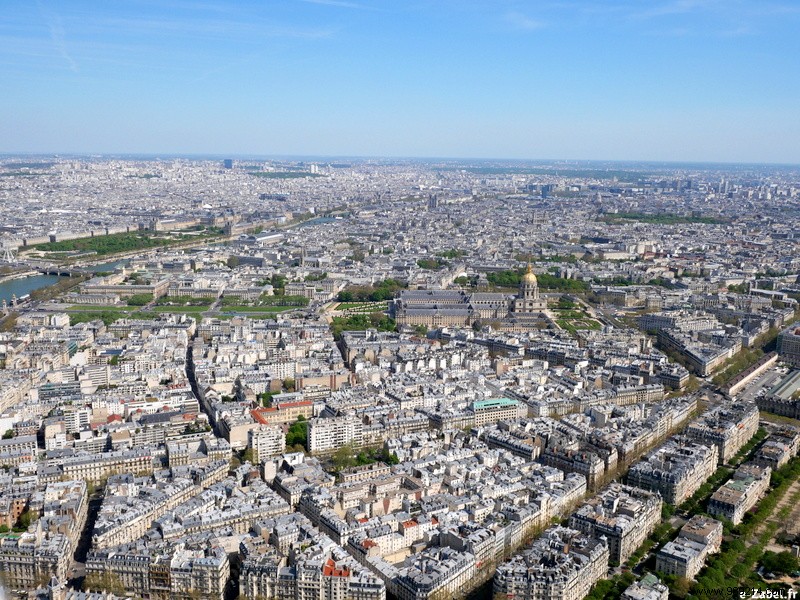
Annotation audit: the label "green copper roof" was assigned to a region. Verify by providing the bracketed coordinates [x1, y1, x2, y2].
[473, 397, 517, 410]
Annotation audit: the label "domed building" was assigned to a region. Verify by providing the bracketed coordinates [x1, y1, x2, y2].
[392, 262, 550, 331]
[511, 263, 547, 315]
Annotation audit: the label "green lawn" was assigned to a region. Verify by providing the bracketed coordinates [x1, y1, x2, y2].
[759, 412, 800, 427]
[223, 305, 297, 313]
[336, 301, 389, 314]
[155, 298, 214, 307]
[22, 229, 223, 257]
[557, 318, 602, 334]
[552, 309, 589, 319]
[151, 306, 208, 314]
[336, 302, 384, 310]
[336, 302, 389, 313]
[68, 305, 138, 312]
[68, 310, 134, 326]
[215, 313, 282, 320]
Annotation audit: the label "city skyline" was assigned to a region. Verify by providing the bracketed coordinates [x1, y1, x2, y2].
[2, 0, 800, 163]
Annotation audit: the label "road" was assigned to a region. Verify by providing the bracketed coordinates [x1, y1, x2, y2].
[68, 493, 103, 590]
[202, 297, 223, 317]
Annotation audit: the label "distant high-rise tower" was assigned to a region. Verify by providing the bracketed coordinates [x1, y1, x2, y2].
[223, 159, 233, 169]
[427, 194, 439, 210]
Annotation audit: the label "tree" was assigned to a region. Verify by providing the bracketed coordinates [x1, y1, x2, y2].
[356, 451, 373, 465]
[270, 274, 287, 292]
[666, 576, 692, 598]
[330, 314, 396, 340]
[685, 375, 700, 392]
[1, 430, 13, 440]
[369, 312, 387, 327]
[761, 550, 799, 575]
[336, 279, 407, 302]
[286, 417, 308, 448]
[557, 295, 576, 309]
[417, 258, 446, 270]
[259, 294, 308, 307]
[241, 448, 255, 464]
[283, 378, 296, 392]
[15, 509, 37, 531]
[382, 450, 400, 465]
[227, 255, 240, 268]
[438, 248, 464, 259]
[730, 563, 750, 579]
[260, 392, 274, 408]
[332, 444, 356, 471]
[83, 572, 125, 596]
[126, 293, 153, 306]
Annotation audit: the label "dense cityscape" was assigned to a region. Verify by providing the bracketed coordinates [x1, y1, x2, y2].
[0, 156, 798, 600]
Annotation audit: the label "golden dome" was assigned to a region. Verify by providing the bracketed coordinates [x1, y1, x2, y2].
[522, 263, 537, 285]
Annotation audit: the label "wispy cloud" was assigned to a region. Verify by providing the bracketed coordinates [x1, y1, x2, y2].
[529, 1, 790, 36]
[504, 11, 545, 31]
[38, 5, 78, 72]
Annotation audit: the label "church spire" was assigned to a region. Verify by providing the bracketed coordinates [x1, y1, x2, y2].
[521, 260, 537, 286]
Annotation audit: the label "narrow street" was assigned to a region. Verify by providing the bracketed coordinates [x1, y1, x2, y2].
[68, 493, 104, 590]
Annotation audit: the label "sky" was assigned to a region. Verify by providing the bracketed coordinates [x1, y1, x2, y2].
[1, 0, 799, 163]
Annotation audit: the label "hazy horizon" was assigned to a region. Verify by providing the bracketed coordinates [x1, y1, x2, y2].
[2, 152, 799, 170]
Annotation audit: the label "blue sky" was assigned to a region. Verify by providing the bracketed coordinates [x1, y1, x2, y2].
[2, 0, 799, 163]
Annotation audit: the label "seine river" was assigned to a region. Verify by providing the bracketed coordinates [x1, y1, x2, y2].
[0, 274, 62, 304]
[0, 260, 128, 305]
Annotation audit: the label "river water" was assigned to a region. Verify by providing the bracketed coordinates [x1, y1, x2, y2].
[297, 216, 337, 227]
[0, 274, 62, 304]
[0, 260, 128, 305]
[84, 259, 128, 273]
